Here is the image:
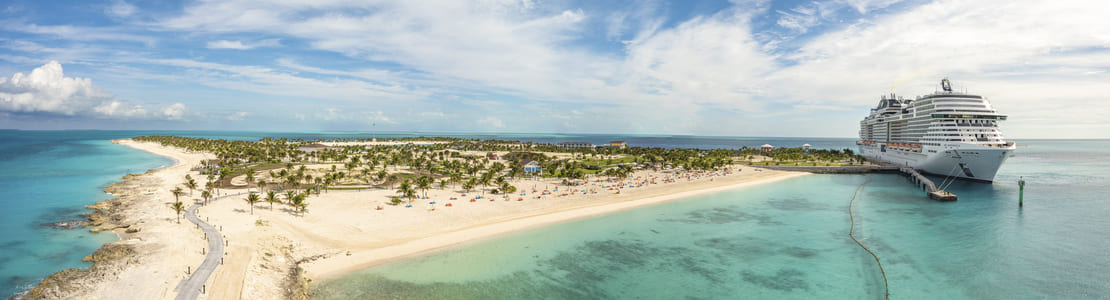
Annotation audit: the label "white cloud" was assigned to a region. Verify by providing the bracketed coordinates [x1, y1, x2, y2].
[0, 61, 113, 115]
[159, 1, 599, 101]
[776, 5, 820, 33]
[2, 23, 154, 45]
[839, 0, 905, 14]
[206, 40, 249, 50]
[312, 108, 397, 125]
[134, 58, 422, 103]
[161, 103, 186, 120]
[8, 0, 1102, 137]
[105, 1, 137, 18]
[478, 116, 505, 128]
[94, 100, 147, 117]
[419, 111, 446, 118]
[206, 39, 281, 50]
[0, 61, 184, 120]
[226, 111, 251, 120]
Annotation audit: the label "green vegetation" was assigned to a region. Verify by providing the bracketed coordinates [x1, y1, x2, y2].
[134, 135, 865, 216]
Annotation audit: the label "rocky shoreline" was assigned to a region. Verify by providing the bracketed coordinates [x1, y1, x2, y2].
[16, 146, 313, 300]
[16, 170, 158, 299]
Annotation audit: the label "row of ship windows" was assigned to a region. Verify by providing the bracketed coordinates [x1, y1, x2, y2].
[925, 134, 1000, 137]
[908, 99, 986, 109]
[932, 109, 996, 113]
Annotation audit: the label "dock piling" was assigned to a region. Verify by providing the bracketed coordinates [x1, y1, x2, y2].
[1019, 176, 1025, 207]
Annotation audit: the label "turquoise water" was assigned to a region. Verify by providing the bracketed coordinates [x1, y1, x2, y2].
[0, 131, 172, 297]
[315, 139, 1110, 299]
[2, 130, 1104, 298]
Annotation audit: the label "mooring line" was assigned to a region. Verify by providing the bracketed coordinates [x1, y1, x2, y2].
[848, 176, 888, 299]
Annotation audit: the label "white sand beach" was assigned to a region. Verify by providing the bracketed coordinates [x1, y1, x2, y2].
[43, 140, 806, 299]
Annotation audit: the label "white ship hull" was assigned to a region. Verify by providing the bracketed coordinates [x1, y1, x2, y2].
[858, 143, 1013, 182]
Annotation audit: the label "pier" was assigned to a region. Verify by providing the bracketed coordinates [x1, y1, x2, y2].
[899, 167, 957, 201]
[759, 165, 956, 201]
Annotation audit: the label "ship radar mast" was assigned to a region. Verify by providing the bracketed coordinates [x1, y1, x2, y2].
[941, 78, 952, 92]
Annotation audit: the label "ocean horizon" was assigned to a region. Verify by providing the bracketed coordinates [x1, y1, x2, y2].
[1, 131, 1107, 298]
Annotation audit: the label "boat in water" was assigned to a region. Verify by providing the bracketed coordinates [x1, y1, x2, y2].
[857, 78, 1015, 182]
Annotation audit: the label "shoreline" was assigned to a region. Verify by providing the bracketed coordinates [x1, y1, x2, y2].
[25, 139, 810, 299]
[24, 139, 214, 300]
[304, 171, 809, 281]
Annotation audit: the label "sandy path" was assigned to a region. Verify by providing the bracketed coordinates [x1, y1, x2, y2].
[175, 198, 228, 299]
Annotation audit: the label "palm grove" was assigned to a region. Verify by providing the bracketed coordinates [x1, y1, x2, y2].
[138, 136, 864, 217]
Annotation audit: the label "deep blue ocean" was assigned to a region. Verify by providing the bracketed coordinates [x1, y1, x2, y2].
[0, 130, 1105, 299]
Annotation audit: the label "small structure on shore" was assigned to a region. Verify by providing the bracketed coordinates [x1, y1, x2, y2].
[558, 142, 595, 150]
[521, 159, 542, 173]
[609, 141, 628, 149]
[761, 144, 774, 152]
[803, 143, 811, 153]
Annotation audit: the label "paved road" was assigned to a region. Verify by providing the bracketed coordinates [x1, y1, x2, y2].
[174, 192, 241, 300]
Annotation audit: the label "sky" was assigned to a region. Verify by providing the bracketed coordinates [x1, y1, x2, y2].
[0, 0, 1107, 138]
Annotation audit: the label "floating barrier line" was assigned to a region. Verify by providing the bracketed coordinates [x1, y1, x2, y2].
[848, 176, 888, 300]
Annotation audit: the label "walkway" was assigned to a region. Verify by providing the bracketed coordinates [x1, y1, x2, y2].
[174, 192, 242, 300]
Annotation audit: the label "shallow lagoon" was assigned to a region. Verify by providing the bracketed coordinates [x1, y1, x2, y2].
[316, 140, 1110, 299]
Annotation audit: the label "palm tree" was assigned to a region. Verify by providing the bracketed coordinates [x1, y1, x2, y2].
[478, 172, 493, 196]
[186, 178, 197, 196]
[416, 176, 432, 199]
[397, 180, 416, 204]
[245, 193, 260, 215]
[257, 180, 267, 194]
[450, 173, 463, 189]
[264, 190, 279, 210]
[462, 179, 475, 194]
[172, 201, 185, 224]
[171, 187, 184, 203]
[245, 168, 256, 192]
[201, 190, 212, 205]
[287, 175, 299, 191]
[285, 190, 297, 207]
[290, 193, 308, 216]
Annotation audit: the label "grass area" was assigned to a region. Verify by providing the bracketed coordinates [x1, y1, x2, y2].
[577, 156, 638, 167]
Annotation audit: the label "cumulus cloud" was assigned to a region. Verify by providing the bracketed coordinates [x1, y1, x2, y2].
[161, 102, 186, 120]
[0, 61, 185, 120]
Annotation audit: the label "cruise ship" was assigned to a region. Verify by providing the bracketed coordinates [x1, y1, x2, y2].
[857, 79, 1015, 182]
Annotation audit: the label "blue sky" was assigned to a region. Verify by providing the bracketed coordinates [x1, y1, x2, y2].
[0, 0, 1106, 138]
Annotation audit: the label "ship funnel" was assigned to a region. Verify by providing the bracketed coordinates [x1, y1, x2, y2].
[941, 78, 952, 92]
